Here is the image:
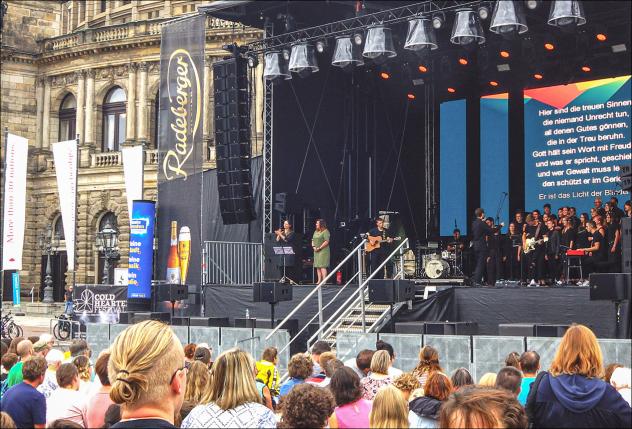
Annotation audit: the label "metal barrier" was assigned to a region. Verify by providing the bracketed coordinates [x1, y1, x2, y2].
[202, 241, 263, 285]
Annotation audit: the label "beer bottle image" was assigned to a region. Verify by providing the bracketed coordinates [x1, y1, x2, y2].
[178, 226, 191, 285]
[166, 221, 181, 284]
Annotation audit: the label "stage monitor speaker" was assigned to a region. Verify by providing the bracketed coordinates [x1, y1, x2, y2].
[190, 317, 230, 327]
[395, 322, 427, 334]
[118, 312, 133, 324]
[498, 323, 536, 336]
[621, 218, 631, 273]
[424, 321, 478, 335]
[155, 283, 188, 302]
[253, 282, 293, 303]
[368, 279, 415, 304]
[234, 317, 256, 328]
[171, 317, 190, 326]
[589, 273, 631, 301]
[213, 56, 255, 225]
[534, 324, 569, 337]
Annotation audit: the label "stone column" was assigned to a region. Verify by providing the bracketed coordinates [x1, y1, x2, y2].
[42, 77, 51, 149]
[136, 62, 148, 143]
[75, 70, 85, 143]
[84, 69, 95, 146]
[35, 78, 44, 149]
[126, 63, 137, 142]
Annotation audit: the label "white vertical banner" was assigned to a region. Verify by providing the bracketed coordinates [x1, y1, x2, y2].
[52, 139, 78, 272]
[122, 145, 144, 216]
[2, 133, 29, 270]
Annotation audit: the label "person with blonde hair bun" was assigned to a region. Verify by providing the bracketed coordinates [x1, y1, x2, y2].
[360, 350, 393, 400]
[182, 348, 276, 428]
[107, 320, 187, 428]
[369, 385, 409, 428]
[184, 361, 210, 405]
[412, 345, 442, 389]
[527, 324, 631, 428]
[478, 372, 497, 387]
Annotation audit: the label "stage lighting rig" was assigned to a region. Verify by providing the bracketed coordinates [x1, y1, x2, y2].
[450, 8, 485, 46]
[263, 51, 291, 83]
[288, 43, 319, 77]
[404, 16, 438, 55]
[353, 31, 364, 46]
[525, 0, 539, 11]
[432, 11, 445, 30]
[331, 35, 364, 69]
[315, 39, 328, 54]
[490, 0, 528, 38]
[548, 0, 586, 30]
[363, 25, 397, 63]
[247, 54, 259, 68]
[477, 3, 491, 21]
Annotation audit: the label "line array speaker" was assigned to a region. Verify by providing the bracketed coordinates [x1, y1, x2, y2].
[621, 218, 630, 274]
[213, 57, 255, 224]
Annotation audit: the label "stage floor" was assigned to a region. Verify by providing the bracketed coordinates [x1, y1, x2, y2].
[203, 283, 630, 339]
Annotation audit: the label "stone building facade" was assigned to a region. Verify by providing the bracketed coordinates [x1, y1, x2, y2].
[1, 0, 262, 300]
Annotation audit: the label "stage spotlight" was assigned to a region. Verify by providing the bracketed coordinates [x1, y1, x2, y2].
[282, 48, 291, 61]
[458, 57, 468, 66]
[418, 65, 428, 73]
[489, 80, 499, 87]
[380, 71, 390, 80]
[353, 32, 364, 46]
[404, 17, 438, 54]
[407, 93, 416, 100]
[288, 43, 319, 77]
[363, 25, 397, 62]
[478, 4, 490, 20]
[432, 11, 445, 30]
[548, 0, 586, 28]
[451, 9, 485, 45]
[331, 35, 364, 69]
[596, 33, 607, 42]
[247, 54, 259, 68]
[534, 73, 543, 79]
[526, 0, 538, 10]
[315, 40, 327, 54]
[490, 0, 528, 37]
[581, 65, 591, 72]
[544, 42, 555, 51]
[500, 50, 510, 58]
[263, 51, 291, 83]
[447, 87, 456, 93]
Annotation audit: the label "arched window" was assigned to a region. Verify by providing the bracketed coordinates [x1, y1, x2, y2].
[59, 94, 76, 142]
[102, 87, 127, 152]
[53, 214, 65, 241]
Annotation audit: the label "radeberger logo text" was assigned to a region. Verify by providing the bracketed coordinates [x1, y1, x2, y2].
[162, 48, 202, 180]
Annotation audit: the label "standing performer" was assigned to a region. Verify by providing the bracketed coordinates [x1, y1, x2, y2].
[276, 220, 299, 281]
[312, 219, 330, 284]
[471, 208, 492, 286]
[367, 217, 394, 279]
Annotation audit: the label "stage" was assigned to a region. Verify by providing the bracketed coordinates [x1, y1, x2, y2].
[202, 283, 630, 339]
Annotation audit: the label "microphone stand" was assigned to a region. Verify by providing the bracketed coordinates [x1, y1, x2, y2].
[495, 192, 508, 227]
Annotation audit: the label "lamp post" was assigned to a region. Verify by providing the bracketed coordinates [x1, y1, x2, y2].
[96, 219, 119, 285]
[38, 224, 60, 303]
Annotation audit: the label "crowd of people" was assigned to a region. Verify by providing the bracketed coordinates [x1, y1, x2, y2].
[1, 322, 630, 428]
[463, 196, 630, 286]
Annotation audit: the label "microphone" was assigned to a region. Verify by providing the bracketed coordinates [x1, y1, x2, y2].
[503, 192, 508, 195]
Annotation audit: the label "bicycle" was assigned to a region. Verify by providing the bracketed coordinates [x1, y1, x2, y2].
[52, 313, 72, 340]
[1, 311, 24, 340]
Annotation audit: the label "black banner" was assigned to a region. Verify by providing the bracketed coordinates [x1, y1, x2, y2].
[72, 285, 128, 315]
[157, 15, 205, 286]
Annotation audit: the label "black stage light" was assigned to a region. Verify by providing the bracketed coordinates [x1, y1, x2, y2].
[331, 35, 364, 69]
[490, 0, 528, 38]
[404, 17, 438, 56]
[288, 43, 319, 77]
[247, 54, 259, 68]
[353, 31, 364, 46]
[451, 9, 485, 45]
[548, 0, 586, 29]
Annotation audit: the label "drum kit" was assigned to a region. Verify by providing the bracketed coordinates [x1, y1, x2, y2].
[414, 241, 465, 279]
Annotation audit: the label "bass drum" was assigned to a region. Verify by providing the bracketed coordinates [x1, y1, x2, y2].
[402, 249, 416, 277]
[425, 258, 450, 279]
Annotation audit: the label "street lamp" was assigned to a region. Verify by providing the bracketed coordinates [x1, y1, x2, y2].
[96, 219, 119, 284]
[38, 224, 60, 304]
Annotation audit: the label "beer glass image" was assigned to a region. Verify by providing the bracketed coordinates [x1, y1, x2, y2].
[178, 226, 191, 285]
[166, 221, 180, 284]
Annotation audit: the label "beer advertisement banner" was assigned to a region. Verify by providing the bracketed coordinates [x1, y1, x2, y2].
[52, 139, 78, 272]
[157, 14, 204, 286]
[128, 200, 155, 299]
[122, 145, 144, 217]
[2, 133, 28, 271]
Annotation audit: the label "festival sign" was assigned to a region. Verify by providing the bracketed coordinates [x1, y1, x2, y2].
[2, 133, 28, 271]
[127, 200, 156, 299]
[52, 139, 78, 272]
[122, 145, 144, 217]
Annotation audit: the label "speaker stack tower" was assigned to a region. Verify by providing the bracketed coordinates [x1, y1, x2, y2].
[213, 56, 255, 224]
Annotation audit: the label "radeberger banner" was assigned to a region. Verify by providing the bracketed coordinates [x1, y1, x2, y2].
[2, 133, 28, 271]
[157, 14, 204, 286]
[52, 139, 78, 272]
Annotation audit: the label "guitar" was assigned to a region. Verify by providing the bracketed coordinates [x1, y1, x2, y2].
[365, 235, 401, 253]
[523, 236, 548, 254]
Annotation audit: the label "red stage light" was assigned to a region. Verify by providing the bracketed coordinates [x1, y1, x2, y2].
[489, 81, 499, 87]
[380, 72, 390, 80]
[596, 33, 607, 42]
[500, 50, 510, 58]
[418, 65, 428, 73]
[407, 93, 416, 100]
[534, 73, 543, 80]
[447, 87, 456, 93]
[544, 42, 555, 51]
[458, 58, 468, 65]
[581, 65, 591, 72]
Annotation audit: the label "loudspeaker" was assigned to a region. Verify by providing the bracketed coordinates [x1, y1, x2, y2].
[171, 317, 190, 326]
[589, 273, 631, 301]
[253, 282, 293, 303]
[621, 218, 631, 273]
[535, 324, 569, 337]
[118, 312, 133, 324]
[499, 323, 536, 336]
[424, 321, 478, 335]
[189, 317, 230, 327]
[213, 57, 255, 225]
[234, 317, 256, 328]
[155, 283, 188, 302]
[395, 321, 427, 334]
[368, 279, 415, 303]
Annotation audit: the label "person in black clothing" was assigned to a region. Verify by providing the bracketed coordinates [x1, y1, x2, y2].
[568, 207, 580, 228]
[576, 213, 590, 249]
[513, 211, 526, 234]
[485, 218, 503, 286]
[608, 196, 625, 220]
[524, 213, 548, 286]
[367, 217, 394, 279]
[64, 285, 74, 314]
[605, 212, 621, 271]
[559, 216, 577, 283]
[544, 219, 561, 284]
[578, 221, 608, 276]
[504, 222, 522, 281]
[471, 208, 492, 286]
[275, 220, 300, 282]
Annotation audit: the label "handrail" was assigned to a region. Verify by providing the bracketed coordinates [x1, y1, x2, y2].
[265, 239, 367, 340]
[307, 238, 409, 346]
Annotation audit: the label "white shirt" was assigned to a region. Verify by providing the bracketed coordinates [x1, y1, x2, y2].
[182, 402, 277, 428]
[46, 387, 87, 427]
[388, 366, 403, 378]
[344, 358, 366, 379]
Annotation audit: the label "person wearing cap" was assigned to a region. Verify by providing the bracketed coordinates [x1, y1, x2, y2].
[37, 349, 64, 399]
[33, 340, 51, 359]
